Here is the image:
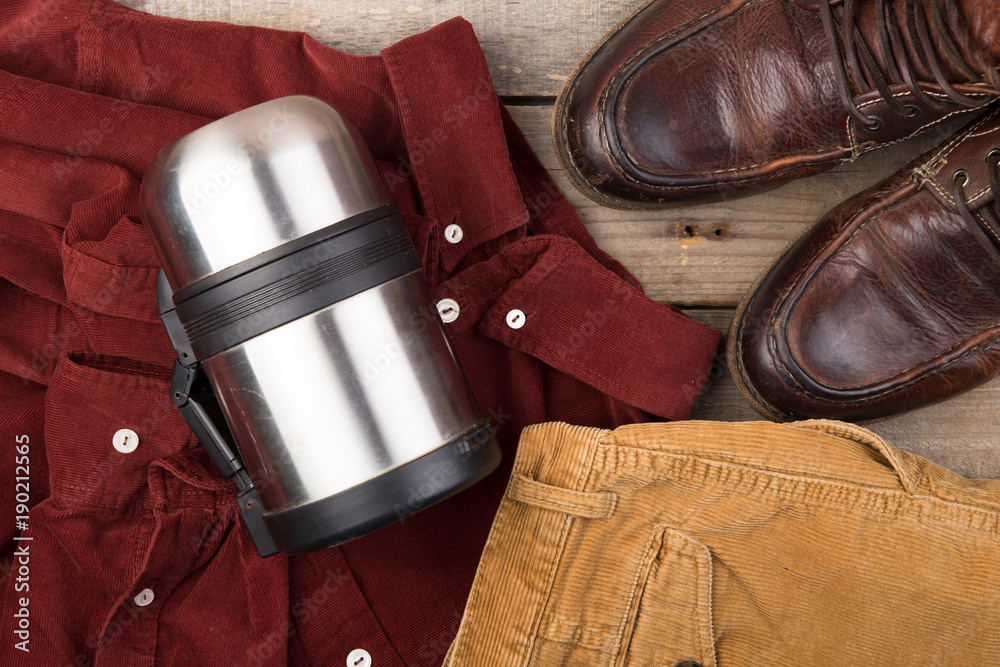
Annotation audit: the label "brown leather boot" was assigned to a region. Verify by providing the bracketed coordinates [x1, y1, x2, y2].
[728, 105, 1000, 422]
[553, 0, 1000, 208]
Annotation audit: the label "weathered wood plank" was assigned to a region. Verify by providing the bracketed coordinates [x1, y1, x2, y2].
[125, 2, 977, 307]
[118, 0, 644, 97]
[685, 310, 1000, 480]
[126, 2, 999, 476]
[509, 105, 974, 307]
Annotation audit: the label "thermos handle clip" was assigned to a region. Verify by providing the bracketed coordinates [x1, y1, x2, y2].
[160, 271, 278, 558]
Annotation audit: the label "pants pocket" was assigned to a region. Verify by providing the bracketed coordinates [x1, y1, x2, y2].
[529, 520, 715, 667]
[620, 526, 716, 667]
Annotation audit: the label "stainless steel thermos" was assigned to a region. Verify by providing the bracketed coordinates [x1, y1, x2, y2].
[141, 96, 500, 557]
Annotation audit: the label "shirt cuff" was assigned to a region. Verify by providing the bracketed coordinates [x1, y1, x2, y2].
[478, 236, 721, 420]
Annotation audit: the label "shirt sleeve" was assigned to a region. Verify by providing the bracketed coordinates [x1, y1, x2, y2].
[442, 234, 721, 421]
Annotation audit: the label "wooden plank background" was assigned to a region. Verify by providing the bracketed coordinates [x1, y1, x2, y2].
[121, 0, 1000, 478]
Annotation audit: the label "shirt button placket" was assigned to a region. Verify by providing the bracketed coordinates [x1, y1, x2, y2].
[98, 584, 160, 666]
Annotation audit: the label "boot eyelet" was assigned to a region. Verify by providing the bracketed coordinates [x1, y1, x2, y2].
[986, 149, 1000, 166]
[864, 116, 882, 131]
[953, 169, 970, 186]
[904, 104, 921, 118]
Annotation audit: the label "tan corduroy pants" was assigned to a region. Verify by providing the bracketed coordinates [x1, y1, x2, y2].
[443, 420, 1000, 666]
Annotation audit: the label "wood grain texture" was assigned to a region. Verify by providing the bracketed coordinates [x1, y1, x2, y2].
[116, 0, 979, 307]
[117, 0, 645, 97]
[126, 0, 1000, 475]
[509, 105, 975, 307]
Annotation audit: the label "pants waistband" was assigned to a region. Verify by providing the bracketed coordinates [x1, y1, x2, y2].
[446, 420, 1000, 666]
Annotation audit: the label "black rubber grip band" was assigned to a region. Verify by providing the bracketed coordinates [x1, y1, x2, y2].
[173, 211, 421, 359]
[172, 205, 399, 304]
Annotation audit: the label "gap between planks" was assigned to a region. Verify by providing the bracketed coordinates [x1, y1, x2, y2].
[112, 2, 1000, 476]
[507, 104, 977, 308]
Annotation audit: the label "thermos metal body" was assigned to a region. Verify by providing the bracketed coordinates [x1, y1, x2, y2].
[202, 271, 485, 510]
[142, 96, 500, 555]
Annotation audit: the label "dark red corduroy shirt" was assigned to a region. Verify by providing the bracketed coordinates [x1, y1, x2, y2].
[0, 1, 721, 665]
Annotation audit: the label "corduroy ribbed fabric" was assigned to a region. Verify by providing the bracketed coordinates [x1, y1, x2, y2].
[445, 420, 1000, 666]
[0, 3, 722, 665]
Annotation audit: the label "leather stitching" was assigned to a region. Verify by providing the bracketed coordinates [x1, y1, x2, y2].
[558, 0, 663, 185]
[757, 184, 1000, 402]
[749, 110, 1000, 403]
[846, 89, 993, 154]
[598, 2, 738, 134]
[589, 6, 992, 189]
[920, 112, 1000, 208]
[596, 1, 763, 187]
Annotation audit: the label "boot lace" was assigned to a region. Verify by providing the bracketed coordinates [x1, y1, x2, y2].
[817, 0, 1000, 131]
[952, 149, 1000, 244]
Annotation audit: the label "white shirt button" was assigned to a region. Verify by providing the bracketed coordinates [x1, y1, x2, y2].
[113, 428, 139, 453]
[134, 588, 155, 607]
[436, 298, 460, 323]
[346, 648, 372, 667]
[505, 309, 526, 329]
[443, 223, 464, 244]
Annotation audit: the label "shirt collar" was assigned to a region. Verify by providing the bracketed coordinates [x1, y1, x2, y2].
[381, 18, 529, 274]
